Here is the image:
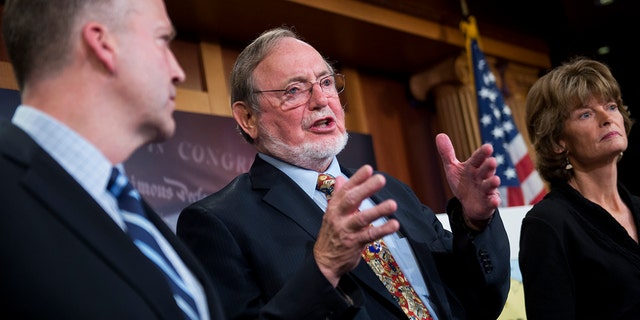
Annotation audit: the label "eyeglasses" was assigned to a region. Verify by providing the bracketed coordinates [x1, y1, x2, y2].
[253, 74, 345, 110]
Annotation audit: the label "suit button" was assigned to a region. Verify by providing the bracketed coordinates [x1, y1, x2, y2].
[479, 249, 492, 273]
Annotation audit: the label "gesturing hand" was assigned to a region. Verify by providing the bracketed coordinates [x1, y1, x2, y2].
[435, 133, 501, 228]
[313, 165, 400, 287]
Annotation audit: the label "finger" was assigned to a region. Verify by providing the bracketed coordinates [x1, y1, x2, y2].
[483, 175, 501, 190]
[364, 219, 400, 243]
[333, 165, 375, 201]
[467, 143, 495, 169]
[476, 156, 498, 180]
[334, 174, 386, 213]
[435, 133, 457, 166]
[351, 199, 397, 230]
[341, 164, 373, 187]
[489, 190, 502, 208]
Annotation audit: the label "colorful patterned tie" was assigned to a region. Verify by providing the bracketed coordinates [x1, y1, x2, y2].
[108, 168, 200, 320]
[316, 173, 433, 320]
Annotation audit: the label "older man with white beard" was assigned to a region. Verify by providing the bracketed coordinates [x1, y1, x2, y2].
[177, 27, 510, 320]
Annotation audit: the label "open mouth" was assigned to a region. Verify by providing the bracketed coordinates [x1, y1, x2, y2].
[313, 118, 333, 128]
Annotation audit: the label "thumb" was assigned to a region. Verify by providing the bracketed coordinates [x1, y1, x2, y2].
[435, 133, 458, 166]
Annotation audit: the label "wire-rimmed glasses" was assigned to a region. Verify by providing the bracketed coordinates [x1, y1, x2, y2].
[253, 73, 345, 110]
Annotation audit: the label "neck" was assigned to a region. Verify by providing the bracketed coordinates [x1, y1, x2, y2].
[22, 77, 142, 165]
[568, 166, 620, 208]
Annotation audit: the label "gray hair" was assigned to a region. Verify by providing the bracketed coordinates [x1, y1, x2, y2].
[229, 26, 335, 143]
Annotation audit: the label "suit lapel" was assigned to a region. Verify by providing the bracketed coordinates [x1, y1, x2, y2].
[8, 125, 180, 318]
[249, 156, 325, 238]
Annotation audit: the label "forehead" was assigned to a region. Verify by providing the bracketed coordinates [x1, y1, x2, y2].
[128, 0, 172, 28]
[569, 94, 610, 111]
[253, 37, 330, 85]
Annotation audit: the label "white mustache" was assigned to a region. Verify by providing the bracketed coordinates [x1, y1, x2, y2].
[303, 108, 337, 129]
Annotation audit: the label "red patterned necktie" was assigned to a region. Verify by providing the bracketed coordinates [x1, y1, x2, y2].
[316, 173, 433, 320]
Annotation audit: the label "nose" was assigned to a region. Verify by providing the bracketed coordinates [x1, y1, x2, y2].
[307, 82, 329, 107]
[596, 108, 613, 127]
[170, 51, 186, 84]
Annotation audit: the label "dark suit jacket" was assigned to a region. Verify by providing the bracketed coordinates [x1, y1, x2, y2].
[177, 154, 510, 320]
[0, 121, 225, 319]
[519, 181, 640, 319]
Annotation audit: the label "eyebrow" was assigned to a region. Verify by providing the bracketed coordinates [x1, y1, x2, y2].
[286, 71, 332, 84]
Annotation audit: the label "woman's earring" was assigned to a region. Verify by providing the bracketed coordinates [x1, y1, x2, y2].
[565, 158, 573, 170]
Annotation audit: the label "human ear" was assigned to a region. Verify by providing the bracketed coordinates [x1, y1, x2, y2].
[232, 101, 259, 140]
[554, 138, 568, 154]
[82, 22, 116, 73]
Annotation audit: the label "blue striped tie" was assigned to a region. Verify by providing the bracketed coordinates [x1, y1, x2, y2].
[107, 168, 200, 320]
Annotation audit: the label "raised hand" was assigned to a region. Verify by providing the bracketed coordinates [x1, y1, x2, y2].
[313, 165, 400, 286]
[435, 133, 500, 229]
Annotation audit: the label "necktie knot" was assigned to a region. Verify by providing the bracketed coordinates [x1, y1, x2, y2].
[107, 168, 127, 197]
[107, 168, 144, 217]
[316, 173, 336, 200]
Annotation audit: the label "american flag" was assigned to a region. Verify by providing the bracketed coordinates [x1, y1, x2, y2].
[469, 36, 546, 207]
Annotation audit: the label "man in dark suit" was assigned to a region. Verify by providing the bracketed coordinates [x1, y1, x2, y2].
[177, 27, 510, 319]
[0, 0, 225, 318]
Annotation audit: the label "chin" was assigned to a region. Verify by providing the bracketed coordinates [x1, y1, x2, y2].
[311, 133, 349, 158]
[151, 120, 176, 143]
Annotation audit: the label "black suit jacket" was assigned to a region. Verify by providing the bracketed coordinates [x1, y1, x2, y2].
[177, 154, 510, 320]
[0, 121, 225, 319]
[519, 182, 640, 319]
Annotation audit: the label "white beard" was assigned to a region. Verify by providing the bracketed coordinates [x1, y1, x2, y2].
[258, 128, 349, 171]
